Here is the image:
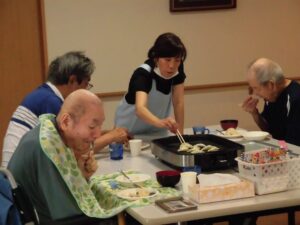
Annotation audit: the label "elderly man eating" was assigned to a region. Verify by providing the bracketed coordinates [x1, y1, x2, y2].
[242, 57, 300, 146]
[8, 89, 126, 224]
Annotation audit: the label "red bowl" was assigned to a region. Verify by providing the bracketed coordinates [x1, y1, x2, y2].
[156, 170, 181, 187]
[220, 119, 238, 130]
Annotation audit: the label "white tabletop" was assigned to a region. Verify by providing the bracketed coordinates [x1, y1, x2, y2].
[95, 149, 171, 179]
[95, 127, 300, 225]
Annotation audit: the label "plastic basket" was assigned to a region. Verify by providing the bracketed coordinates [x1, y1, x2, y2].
[237, 147, 300, 195]
[287, 157, 300, 189]
[236, 158, 289, 195]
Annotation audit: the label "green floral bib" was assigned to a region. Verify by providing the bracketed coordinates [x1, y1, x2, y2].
[38, 114, 180, 218]
[39, 114, 127, 218]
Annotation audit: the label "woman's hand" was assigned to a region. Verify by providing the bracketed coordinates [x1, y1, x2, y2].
[77, 150, 98, 180]
[160, 117, 178, 133]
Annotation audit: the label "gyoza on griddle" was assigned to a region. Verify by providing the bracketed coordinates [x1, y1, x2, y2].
[178, 143, 219, 154]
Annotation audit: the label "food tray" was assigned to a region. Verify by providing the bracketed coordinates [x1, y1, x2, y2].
[151, 134, 244, 171]
[236, 149, 300, 195]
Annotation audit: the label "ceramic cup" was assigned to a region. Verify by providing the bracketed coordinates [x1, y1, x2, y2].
[129, 139, 142, 157]
[192, 126, 210, 135]
[180, 171, 197, 194]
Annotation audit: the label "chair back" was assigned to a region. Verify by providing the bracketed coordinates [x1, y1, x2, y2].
[0, 168, 39, 225]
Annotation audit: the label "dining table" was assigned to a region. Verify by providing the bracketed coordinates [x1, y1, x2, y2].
[94, 126, 300, 225]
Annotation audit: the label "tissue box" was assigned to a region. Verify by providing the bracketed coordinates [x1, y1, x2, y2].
[189, 179, 255, 204]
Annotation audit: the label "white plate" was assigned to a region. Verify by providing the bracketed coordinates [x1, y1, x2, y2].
[116, 173, 151, 186]
[242, 131, 270, 141]
[215, 129, 246, 139]
[123, 142, 151, 151]
[215, 133, 243, 139]
[116, 188, 158, 201]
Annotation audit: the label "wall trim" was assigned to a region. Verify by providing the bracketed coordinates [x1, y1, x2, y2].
[96, 76, 300, 98]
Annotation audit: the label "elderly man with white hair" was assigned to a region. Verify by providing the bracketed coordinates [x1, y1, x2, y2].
[242, 57, 300, 146]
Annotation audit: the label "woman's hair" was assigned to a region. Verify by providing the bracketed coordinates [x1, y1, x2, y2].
[47, 51, 95, 85]
[147, 33, 187, 61]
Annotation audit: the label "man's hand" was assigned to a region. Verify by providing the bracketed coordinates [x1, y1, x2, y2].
[77, 150, 98, 180]
[242, 95, 269, 132]
[242, 96, 259, 114]
[110, 127, 131, 143]
[94, 128, 133, 153]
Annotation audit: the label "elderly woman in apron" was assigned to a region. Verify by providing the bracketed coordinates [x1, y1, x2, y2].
[115, 32, 187, 140]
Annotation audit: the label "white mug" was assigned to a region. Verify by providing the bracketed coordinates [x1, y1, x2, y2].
[129, 139, 142, 156]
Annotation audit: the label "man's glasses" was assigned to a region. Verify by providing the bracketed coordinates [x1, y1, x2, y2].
[87, 83, 94, 90]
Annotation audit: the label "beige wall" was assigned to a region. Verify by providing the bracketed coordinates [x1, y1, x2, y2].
[44, 0, 300, 131]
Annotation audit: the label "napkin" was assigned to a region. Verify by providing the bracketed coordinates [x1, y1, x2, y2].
[197, 173, 240, 187]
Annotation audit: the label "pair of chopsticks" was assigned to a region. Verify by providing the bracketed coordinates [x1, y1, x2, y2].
[176, 129, 186, 144]
[119, 170, 156, 196]
[215, 129, 225, 135]
[119, 170, 143, 189]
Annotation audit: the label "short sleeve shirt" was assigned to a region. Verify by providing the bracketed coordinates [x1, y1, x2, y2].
[124, 59, 186, 104]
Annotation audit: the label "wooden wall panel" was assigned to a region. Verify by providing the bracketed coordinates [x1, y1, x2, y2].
[0, 0, 47, 164]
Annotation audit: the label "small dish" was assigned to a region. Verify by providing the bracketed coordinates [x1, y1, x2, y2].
[116, 188, 158, 201]
[116, 173, 151, 186]
[242, 131, 270, 141]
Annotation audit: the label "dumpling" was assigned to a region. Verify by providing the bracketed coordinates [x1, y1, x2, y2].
[178, 142, 193, 151]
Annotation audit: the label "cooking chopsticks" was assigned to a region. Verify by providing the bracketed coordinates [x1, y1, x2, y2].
[176, 129, 186, 144]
